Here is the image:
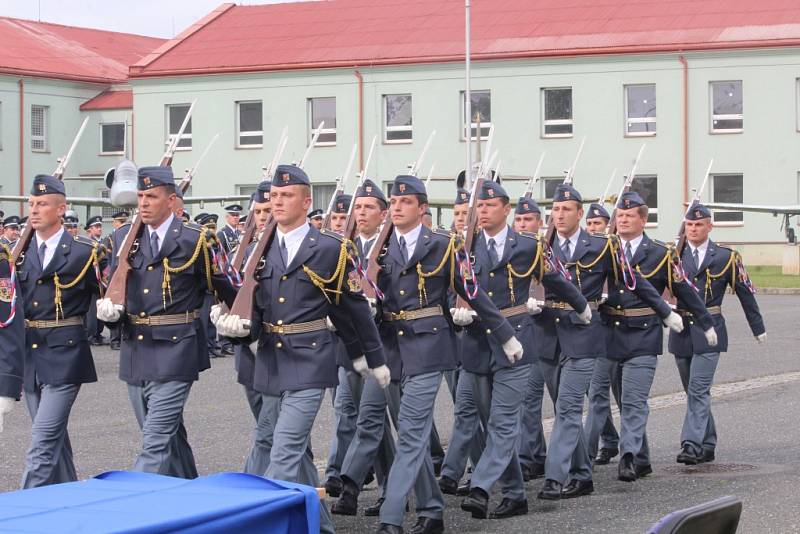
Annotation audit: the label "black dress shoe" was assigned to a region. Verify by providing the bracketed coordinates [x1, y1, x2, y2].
[522, 462, 546, 481]
[364, 468, 376, 488]
[461, 487, 488, 519]
[561, 479, 594, 499]
[438, 476, 458, 495]
[676, 446, 699, 465]
[618, 453, 637, 482]
[489, 498, 528, 519]
[635, 463, 653, 478]
[324, 477, 343, 498]
[410, 517, 444, 534]
[432, 459, 443, 478]
[456, 479, 471, 496]
[537, 479, 562, 500]
[331, 490, 358, 515]
[699, 450, 715, 464]
[377, 523, 403, 534]
[595, 447, 619, 465]
[363, 497, 384, 517]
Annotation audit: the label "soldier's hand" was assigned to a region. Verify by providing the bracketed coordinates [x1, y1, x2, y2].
[352, 356, 370, 378]
[96, 298, 123, 322]
[326, 317, 337, 332]
[372, 365, 391, 388]
[248, 341, 259, 355]
[704, 327, 718, 347]
[450, 307, 475, 326]
[217, 314, 250, 338]
[210, 304, 223, 325]
[577, 304, 592, 324]
[663, 311, 684, 333]
[367, 297, 378, 319]
[0, 396, 14, 433]
[756, 333, 767, 344]
[502, 336, 524, 364]
[526, 297, 543, 316]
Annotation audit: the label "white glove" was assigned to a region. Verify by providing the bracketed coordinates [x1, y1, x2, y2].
[502, 336, 524, 365]
[352, 356, 370, 378]
[577, 304, 592, 325]
[326, 317, 337, 332]
[371, 365, 391, 388]
[0, 396, 14, 433]
[663, 311, 684, 333]
[210, 304, 223, 325]
[704, 327, 718, 347]
[217, 314, 250, 338]
[450, 307, 475, 326]
[248, 341, 259, 355]
[526, 297, 542, 316]
[96, 298, 123, 322]
[367, 297, 378, 319]
[756, 333, 767, 344]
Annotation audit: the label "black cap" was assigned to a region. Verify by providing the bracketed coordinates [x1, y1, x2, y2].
[85, 215, 103, 230]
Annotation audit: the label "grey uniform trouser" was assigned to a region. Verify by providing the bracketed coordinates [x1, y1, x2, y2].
[128, 381, 197, 479]
[21, 383, 81, 489]
[380, 371, 445, 526]
[243, 388, 280, 476]
[545, 357, 594, 484]
[538, 357, 561, 404]
[675, 352, 719, 456]
[326, 367, 364, 481]
[518, 359, 548, 469]
[441, 368, 486, 482]
[618, 355, 657, 465]
[585, 357, 623, 462]
[469, 364, 530, 501]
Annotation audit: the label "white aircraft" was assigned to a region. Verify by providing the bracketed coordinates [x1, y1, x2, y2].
[703, 202, 800, 243]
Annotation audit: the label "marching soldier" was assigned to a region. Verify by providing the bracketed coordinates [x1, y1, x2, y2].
[217, 164, 390, 534]
[0, 236, 25, 434]
[451, 188, 470, 233]
[669, 204, 765, 465]
[63, 214, 79, 237]
[84, 215, 106, 346]
[453, 181, 589, 520]
[329, 194, 351, 234]
[217, 204, 242, 255]
[1, 216, 21, 248]
[512, 197, 542, 234]
[19, 175, 101, 488]
[195, 213, 227, 358]
[96, 166, 238, 479]
[308, 208, 324, 229]
[103, 212, 130, 351]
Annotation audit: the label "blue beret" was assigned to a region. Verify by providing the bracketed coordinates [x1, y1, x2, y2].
[225, 204, 243, 214]
[355, 179, 387, 206]
[138, 166, 175, 191]
[31, 174, 65, 196]
[390, 175, 426, 197]
[308, 209, 324, 220]
[617, 191, 646, 209]
[455, 188, 470, 206]
[251, 181, 272, 204]
[332, 194, 352, 214]
[477, 180, 509, 201]
[3, 216, 20, 227]
[85, 215, 103, 229]
[686, 204, 712, 221]
[515, 197, 541, 215]
[586, 203, 611, 220]
[553, 184, 583, 203]
[273, 164, 310, 187]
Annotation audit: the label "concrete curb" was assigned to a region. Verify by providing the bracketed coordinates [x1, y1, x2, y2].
[758, 287, 800, 295]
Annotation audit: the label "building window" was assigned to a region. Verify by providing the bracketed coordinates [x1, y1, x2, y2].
[236, 101, 263, 148]
[312, 183, 336, 211]
[712, 174, 744, 223]
[542, 88, 573, 137]
[542, 177, 563, 199]
[99, 189, 115, 218]
[309, 97, 336, 145]
[166, 104, 192, 149]
[710, 81, 743, 133]
[384, 94, 412, 143]
[631, 175, 658, 225]
[461, 90, 491, 140]
[101, 123, 125, 154]
[625, 84, 656, 136]
[31, 104, 48, 152]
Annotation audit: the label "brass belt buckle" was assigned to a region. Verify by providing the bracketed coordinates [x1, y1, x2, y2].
[393, 311, 407, 321]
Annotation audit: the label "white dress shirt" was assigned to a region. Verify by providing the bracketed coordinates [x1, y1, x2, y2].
[35, 227, 65, 270]
[688, 239, 709, 268]
[619, 234, 645, 259]
[395, 223, 423, 261]
[276, 222, 310, 265]
[147, 214, 175, 254]
[483, 225, 509, 260]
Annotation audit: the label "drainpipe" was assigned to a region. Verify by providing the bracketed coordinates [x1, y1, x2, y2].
[18, 78, 25, 215]
[353, 69, 364, 171]
[679, 55, 689, 205]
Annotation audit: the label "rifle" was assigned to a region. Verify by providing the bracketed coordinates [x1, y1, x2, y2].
[409, 131, 436, 176]
[12, 117, 89, 263]
[105, 100, 197, 305]
[606, 144, 646, 236]
[542, 137, 588, 250]
[177, 132, 219, 192]
[322, 141, 357, 230]
[675, 158, 714, 255]
[424, 164, 436, 188]
[599, 168, 618, 206]
[523, 152, 546, 199]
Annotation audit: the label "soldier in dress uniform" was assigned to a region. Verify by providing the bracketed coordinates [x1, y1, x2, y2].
[103, 212, 129, 351]
[19, 216, 28, 234]
[453, 181, 589, 520]
[451, 188, 470, 233]
[374, 175, 522, 534]
[196, 213, 230, 359]
[0, 233, 26, 434]
[585, 203, 610, 234]
[669, 204, 765, 465]
[18, 174, 101, 488]
[217, 204, 242, 255]
[329, 194, 352, 234]
[512, 197, 542, 234]
[63, 214, 79, 237]
[96, 165, 238, 479]
[308, 208, 324, 229]
[84, 215, 107, 346]
[596, 191, 716, 483]
[1, 216, 21, 248]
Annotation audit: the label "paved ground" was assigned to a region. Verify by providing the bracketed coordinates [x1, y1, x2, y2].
[0, 295, 797, 532]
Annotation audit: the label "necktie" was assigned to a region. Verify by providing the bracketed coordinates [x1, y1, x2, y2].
[488, 237, 499, 266]
[38, 242, 47, 268]
[625, 241, 633, 263]
[150, 232, 160, 258]
[561, 238, 571, 262]
[399, 236, 408, 264]
[693, 248, 701, 271]
[280, 237, 288, 267]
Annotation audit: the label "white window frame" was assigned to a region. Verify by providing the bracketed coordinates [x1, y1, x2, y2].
[100, 122, 126, 155]
[460, 90, 491, 141]
[31, 104, 48, 152]
[311, 182, 337, 211]
[631, 174, 658, 228]
[308, 97, 337, 147]
[541, 87, 574, 139]
[165, 103, 192, 151]
[383, 94, 413, 144]
[624, 84, 657, 137]
[236, 100, 263, 149]
[710, 173, 744, 227]
[0, 101, 3, 150]
[796, 79, 800, 132]
[710, 81, 743, 134]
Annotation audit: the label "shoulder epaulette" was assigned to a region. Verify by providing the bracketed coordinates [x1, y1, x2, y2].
[319, 228, 345, 242]
[431, 227, 452, 239]
[652, 239, 672, 250]
[517, 231, 540, 241]
[183, 222, 203, 232]
[588, 232, 609, 239]
[73, 235, 97, 248]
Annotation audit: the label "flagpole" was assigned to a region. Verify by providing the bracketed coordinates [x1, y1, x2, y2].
[464, 0, 472, 187]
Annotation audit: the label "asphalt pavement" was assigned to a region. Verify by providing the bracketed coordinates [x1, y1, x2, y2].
[0, 295, 797, 533]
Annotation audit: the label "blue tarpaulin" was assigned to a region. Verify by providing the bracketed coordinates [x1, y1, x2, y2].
[0, 471, 320, 533]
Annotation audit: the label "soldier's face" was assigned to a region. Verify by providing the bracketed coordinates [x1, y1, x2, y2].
[226, 213, 240, 227]
[477, 198, 511, 233]
[685, 218, 712, 245]
[310, 218, 323, 229]
[422, 214, 433, 228]
[330, 213, 347, 233]
[551, 201, 583, 236]
[354, 198, 386, 236]
[514, 213, 541, 233]
[585, 217, 608, 234]
[615, 207, 647, 239]
[138, 187, 176, 226]
[4, 227, 19, 241]
[66, 226, 78, 236]
[270, 185, 312, 228]
[389, 195, 425, 232]
[453, 204, 468, 233]
[253, 202, 271, 231]
[88, 225, 102, 238]
[27, 194, 66, 232]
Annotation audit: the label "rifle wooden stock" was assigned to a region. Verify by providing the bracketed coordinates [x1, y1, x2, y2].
[364, 214, 394, 299]
[230, 211, 257, 272]
[230, 217, 277, 321]
[454, 177, 485, 309]
[10, 225, 33, 265]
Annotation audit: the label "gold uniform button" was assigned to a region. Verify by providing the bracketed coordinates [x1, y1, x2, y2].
[643, 323, 648, 327]
[689, 321, 694, 325]
[277, 320, 283, 325]
[37, 280, 42, 285]
[433, 327, 438, 332]
[147, 266, 154, 271]
[619, 289, 624, 294]
[281, 275, 288, 281]
[614, 321, 620, 326]
[488, 291, 493, 297]
[616, 305, 622, 309]
[172, 336, 177, 341]
[312, 342, 317, 347]
[555, 318, 560, 323]
[68, 340, 73, 344]
[33, 301, 38, 307]
[31, 343, 38, 349]
[137, 334, 144, 341]
[489, 272, 495, 278]
[143, 288, 150, 294]
[399, 290, 405, 296]
[276, 342, 283, 348]
[398, 330, 404, 336]
[485, 328, 491, 334]
[401, 271, 406, 276]
[139, 312, 146, 318]
[278, 297, 285, 303]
